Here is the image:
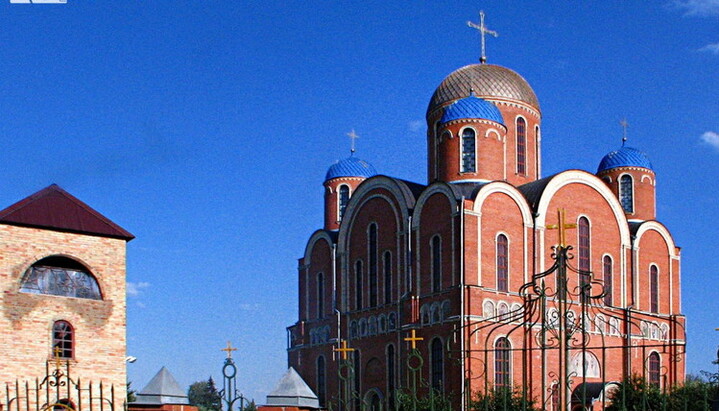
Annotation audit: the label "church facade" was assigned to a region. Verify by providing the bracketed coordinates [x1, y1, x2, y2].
[0, 185, 133, 411]
[287, 55, 685, 409]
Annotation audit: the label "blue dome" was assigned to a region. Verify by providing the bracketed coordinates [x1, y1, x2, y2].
[597, 146, 653, 173]
[325, 156, 378, 181]
[440, 94, 505, 125]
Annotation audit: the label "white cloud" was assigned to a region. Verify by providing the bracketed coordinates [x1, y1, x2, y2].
[238, 303, 261, 311]
[127, 281, 150, 297]
[699, 42, 719, 54]
[700, 131, 719, 150]
[674, 0, 719, 16]
[408, 120, 424, 133]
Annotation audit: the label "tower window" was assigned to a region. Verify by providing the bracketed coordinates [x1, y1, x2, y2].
[52, 321, 73, 359]
[387, 344, 396, 409]
[383, 251, 392, 304]
[494, 337, 511, 390]
[516, 117, 527, 175]
[355, 260, 363, 311]
[461, 128, 476, 173]
[21, 257, 102, 300]
[431, 236, 441, 292]
[603, 256, 613, 306]
[430, 338, 444, 392]
[339, 185, 350, 219]
[317, 273, 324, 319]
[496, 234, 509, 292]
[578, 217, 591, 297]
[650, 265, 658, 313]
[648, 352, 660, 386]
[369, 224, 378, 308]
[316, 356, 326, 406]
[619, 174, 634, 213]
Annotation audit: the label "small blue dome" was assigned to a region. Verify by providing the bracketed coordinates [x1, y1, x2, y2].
[325, 156, 378, 181]
[440, 94, 505, 125]
[597, 146, 653, 173]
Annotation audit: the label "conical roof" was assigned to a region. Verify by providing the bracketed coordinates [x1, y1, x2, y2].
[133, 367, 189, 405]
[265, 367, 319, 408]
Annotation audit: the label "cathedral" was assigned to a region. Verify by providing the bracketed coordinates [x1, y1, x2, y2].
[286, 18, 686, 411]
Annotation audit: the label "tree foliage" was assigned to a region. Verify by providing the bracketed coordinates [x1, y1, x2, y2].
[394, 388, 453, 411]
[469, 387, 537, 411]
[188, 377, 222, 411]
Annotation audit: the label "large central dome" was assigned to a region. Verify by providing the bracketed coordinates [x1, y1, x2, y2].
[427, 64, 539, 116]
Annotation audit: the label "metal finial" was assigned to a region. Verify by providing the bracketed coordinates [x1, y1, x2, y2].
[347, 129, 360, 154]
[467, 10, 498, 64]
[620, 119, 629, 146]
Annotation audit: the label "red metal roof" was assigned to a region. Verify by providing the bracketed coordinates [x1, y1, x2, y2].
[0, 184, 134, 240]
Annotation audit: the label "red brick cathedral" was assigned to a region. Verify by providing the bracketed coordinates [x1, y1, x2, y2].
[287, 47, 685, 410]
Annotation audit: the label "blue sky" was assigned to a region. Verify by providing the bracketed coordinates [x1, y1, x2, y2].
[1, 0, 718, 403]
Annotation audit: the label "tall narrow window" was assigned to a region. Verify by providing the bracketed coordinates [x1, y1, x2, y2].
[496, 234, 509, 292]
[648, 352, 660, 386]
[355, 260, 363, 311]
[369, 224, 378, 308]
[516, 117, 527, 175]
[383, 251, 392, 304]
[52, 321, 73, 359]
[619, 175, 634, 213]
[387, 344, 396, 409]
[494, 337, 511, 390]
[317, 356, 326, 406]
[603, 256, 613, 306]
[317, 273, 324, 319]
[578, 217, 591, 297]
[461, 128, 476, 173]
[431, 236, 441, 292]
[353, 351, 361, 410]
[431, 338, 444, 392]
[650, 265, 658, 313]
[339, 185, 350, 219]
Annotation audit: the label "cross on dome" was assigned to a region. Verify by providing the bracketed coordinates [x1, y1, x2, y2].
[620, 119, 629, 146]
[347, 129, 360, 154]
[467, 10, 498, 64]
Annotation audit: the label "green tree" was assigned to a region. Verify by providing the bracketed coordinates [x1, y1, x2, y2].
[127, 381, 137, 403]
[188, 377, 222, 411]
[242, 400, 257, 411]
[394, 388, 453, 410]
[469, 387, 537, 411]
[606, 374, 668, 411]
[666, 375, 716, 411]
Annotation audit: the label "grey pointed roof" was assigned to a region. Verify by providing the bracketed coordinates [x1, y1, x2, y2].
[133, 367, 189, 405]
[265, 367, 319, 408]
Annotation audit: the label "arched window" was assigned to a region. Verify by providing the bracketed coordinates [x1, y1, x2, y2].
[317, 273, 324, 319]
[368, 224, 378, 308]
[603, 256, 613, 306]
[496, 234, 509, 292]
[516, 117, 527, 175]
[353, 350, 361, 410]
[578, 217, 591, 297]
[317, 356, 326, 406]
[430, 338, 444, 392]
[461, 128, 476, 173]
[431, 236, 441, 292]
[383, 251, 392, 304]
[648, 352, 660, 386]
[619, 174, 634, 213]
[53, 399, 75, 411]
[494, 337, 511, 390]
[355, 260, 363, 310]
[650, 265, 659, 313]
[339, 185, 350, 219]
[387, 344, 396, 408]
[21, 256, 102, 300]
[52, 321, 73, 359]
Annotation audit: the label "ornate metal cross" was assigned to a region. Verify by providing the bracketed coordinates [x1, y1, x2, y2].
[221, 341, 237, 359]
[404, 329, 424, 350]
[52, 346, 63, 369]
[347, 129, 359, 154]
[546, 208, 577, 248]
[333, 339, 355, 360]
[467, 10, 498, 64]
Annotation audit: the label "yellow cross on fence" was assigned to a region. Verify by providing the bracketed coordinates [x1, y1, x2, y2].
[333, 340, 355, 360]
[546, 208, 577, 247]
[221, 341, 237, 359]
[52, 346, 63, 369]
[404, 329, 424, 350]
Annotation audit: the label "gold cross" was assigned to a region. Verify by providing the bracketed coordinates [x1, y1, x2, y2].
[333, 339, 355, 360]
[620, 119, 629, 145]
[467, 10, 498, 64]
[221, 341, 237, 359]
[52, 346, 63, 368]
[347, 130, 360, 154]
[404, 329, 424, 350]
[546, 208, 577, 248]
